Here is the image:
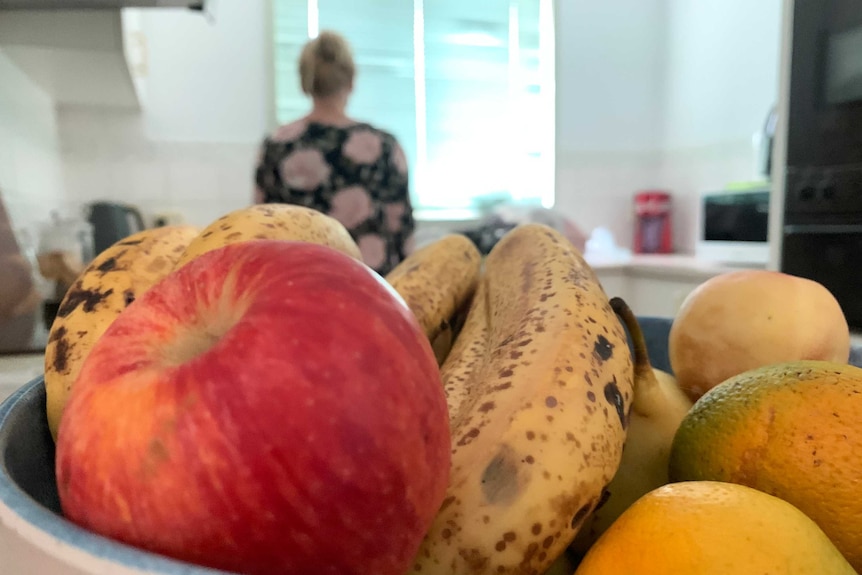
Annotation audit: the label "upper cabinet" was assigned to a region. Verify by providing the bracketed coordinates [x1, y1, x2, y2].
[0, 4, 205, 108]
[0, 1, 201, 8]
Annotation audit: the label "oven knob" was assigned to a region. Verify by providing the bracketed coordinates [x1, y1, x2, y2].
[821, 184, 836, 200]
[799, 186, 815, 201]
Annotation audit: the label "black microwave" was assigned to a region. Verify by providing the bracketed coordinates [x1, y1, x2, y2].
[781, 0, 862, 330]
[697, 189, 770, 265]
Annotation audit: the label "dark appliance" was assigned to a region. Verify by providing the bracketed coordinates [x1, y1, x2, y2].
[761, 106, 778, 179]
[86, 201, 146, 257]
[696, 187, 771, 266]
[781, 0, 862, 329]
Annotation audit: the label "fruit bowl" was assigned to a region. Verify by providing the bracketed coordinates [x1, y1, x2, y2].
[0, 377, 232, 574]
[0, 316, 857, 574]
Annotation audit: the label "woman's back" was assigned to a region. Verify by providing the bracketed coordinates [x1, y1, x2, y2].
[255, 120, 414, 275]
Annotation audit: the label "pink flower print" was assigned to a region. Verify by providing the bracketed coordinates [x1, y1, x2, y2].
[391, 144, 408, 175]
[343, 130, 383, 165]
[272, 120, 307, 142]
[279, 149, 331, 191]
[358, 233, 387, 270]
[329, 186, 374, 229]
[384, 202, 406, 232]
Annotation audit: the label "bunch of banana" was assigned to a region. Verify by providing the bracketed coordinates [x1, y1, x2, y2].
[569, 297, 693, 556]
[173, 203, 362, 270]
[385, 234, 482, 365]
[413, 223, 635, 574]
[44, 225, 200, 441]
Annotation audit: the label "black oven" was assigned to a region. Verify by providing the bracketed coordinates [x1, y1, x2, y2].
[781, 0, 862, 329]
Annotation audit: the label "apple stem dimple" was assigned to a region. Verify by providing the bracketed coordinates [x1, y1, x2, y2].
[161, 278, 248, 367]
[610, 297, 662, 418]
[162, 327, 225, 367]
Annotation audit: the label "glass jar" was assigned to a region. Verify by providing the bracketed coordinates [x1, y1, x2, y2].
[35, 210, 95, 329]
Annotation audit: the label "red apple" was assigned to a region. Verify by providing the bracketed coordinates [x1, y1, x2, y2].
[55, 239, 451, 575]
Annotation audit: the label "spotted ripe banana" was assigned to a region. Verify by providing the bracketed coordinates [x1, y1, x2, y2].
[413, 223, 635, 574]
[174, 203, 362, 270]
[44, 225, 200, 441]
[385, 234, 482, 364]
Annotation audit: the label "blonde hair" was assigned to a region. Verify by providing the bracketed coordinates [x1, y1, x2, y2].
[299, 31, 356, 98]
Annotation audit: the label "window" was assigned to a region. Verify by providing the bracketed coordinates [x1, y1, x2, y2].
[272, 0, 555, 219]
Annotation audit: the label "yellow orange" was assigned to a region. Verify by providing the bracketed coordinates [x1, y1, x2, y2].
[669, 360, 862, 571]
[574, 481, 855, 575]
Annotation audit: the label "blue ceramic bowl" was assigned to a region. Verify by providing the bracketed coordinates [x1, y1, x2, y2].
[0, 316, 854, 573]
[0, 378, 232, 574]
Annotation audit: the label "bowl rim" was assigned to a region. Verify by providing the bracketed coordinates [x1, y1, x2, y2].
[0, 377, 231, 575]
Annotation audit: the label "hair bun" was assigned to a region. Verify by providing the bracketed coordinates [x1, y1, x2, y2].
[315, 32, 341, 63]
[298, 30, 356, 98]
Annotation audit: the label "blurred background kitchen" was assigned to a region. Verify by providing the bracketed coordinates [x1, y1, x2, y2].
[4, 0, 860, 385]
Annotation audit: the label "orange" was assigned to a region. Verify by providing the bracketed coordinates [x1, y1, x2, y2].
[669, 360, 862, 571]
[574, 481, 855, 575]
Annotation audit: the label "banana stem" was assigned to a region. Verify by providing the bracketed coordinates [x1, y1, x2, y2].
[610, 297, 661, 416]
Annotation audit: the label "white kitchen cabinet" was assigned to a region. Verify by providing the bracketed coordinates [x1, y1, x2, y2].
[594, 266, 630, 302]
[626, 272, 707, 318]
[590, 255, 750, 320]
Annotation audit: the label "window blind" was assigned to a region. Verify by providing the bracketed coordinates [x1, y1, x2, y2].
[271, 0, 555, 217]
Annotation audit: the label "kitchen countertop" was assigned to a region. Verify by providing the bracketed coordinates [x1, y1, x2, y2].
[585, 253, 763, 278]
[586, 254, 862, 346]
[0, 353, 44, 403]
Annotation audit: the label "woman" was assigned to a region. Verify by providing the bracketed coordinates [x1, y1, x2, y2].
[254, 31, 415, 276]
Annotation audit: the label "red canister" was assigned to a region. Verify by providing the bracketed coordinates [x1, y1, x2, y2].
[633, 191, 673, 254]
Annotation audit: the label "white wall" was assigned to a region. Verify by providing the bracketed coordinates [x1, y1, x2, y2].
[0, 49, 65, 241]
[659, 0, 782, 250]
[61, 1, 270, 229]
[130, 5, 270, 143]
[51, 0, 782, 249]
[554, 0, 783, 253]
[554, 0, 668, 250]
[556, 1, 668, 153]
[662, 0, 782, 149]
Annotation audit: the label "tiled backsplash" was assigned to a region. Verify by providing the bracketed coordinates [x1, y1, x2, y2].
[659, 139, 761, 253]
[555, 140, 759, 254]
[555, 148, 662, 252]
[58, 106, 260, 229]
[4, 66, 762, 256]
[56, 107, 761, 254]
[3, 48, 262, 242]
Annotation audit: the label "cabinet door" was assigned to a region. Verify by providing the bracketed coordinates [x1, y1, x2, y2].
[629, 276, 708, 319]
[594, 268, 629, 302]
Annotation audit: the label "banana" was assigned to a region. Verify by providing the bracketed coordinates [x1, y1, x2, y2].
[44, 225, 200, 441]
[174, 204, 362, 270]
[542, 549, 579, 575]
[429, 294, 474, 366]
[570, 297, 693, 555]
[440, 278, 490, 420]
[385, 234, 482, 364]
[413, 223, 635, 574]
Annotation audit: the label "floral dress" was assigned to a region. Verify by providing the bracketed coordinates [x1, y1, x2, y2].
[254, 121, 415, 276]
